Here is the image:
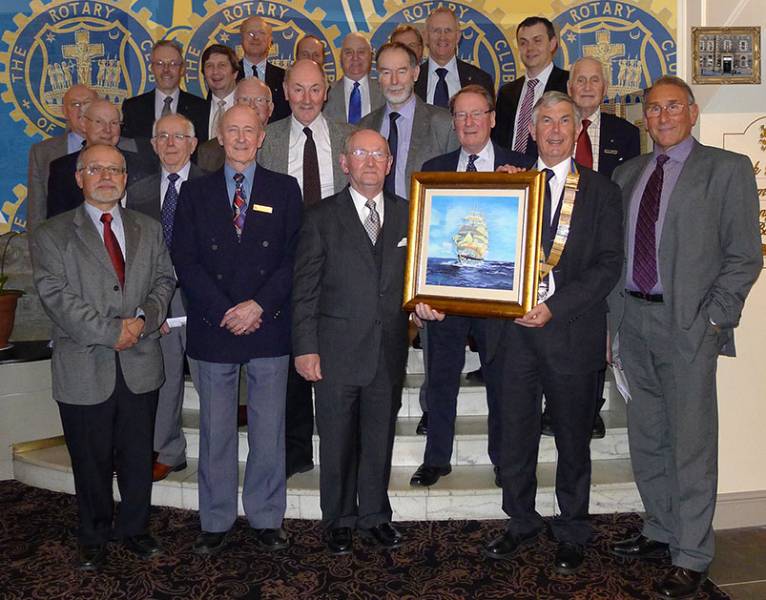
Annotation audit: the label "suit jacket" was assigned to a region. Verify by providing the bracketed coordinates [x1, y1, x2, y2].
[292, 187, 410, 386]
[421, 141, 535, 173]
[171, 164, 302, 363]
[596, 112, 641, 178]
[323, 76, 385, 124]
[485, 164, 624, 373]
[608, 140, 762, 360]
[238, 60, 290, 123]
[359, 96, 459, 197]
[46, 148, 156, 219]
[29, 204, 175, 405]
[195, 138, 225, 173]
[493, 65, 569, 155]
[257, 115, 355, 197]
[414, 58, 495, 102]
[121, 89, 210, 142]
[27, 134, 67, 230]
[126, 162, 207, 221]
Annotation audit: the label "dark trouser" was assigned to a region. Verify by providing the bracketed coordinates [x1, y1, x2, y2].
[285, 357, 314, 472]
[497, 325, 598, 545]
[314, 361, 401, 530]
[423, 315, 502, 467]
[58, 356, 157, 546]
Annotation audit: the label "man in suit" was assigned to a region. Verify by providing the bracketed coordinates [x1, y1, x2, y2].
[27, 84, 96, 230]
[359, 42, 458, 201]
[323, 33, 384, 125]
[390, 24, 424, 63]
[238, 16, 290, 122]
[259, 58, 354, 478]
[47, 99, 155, 218]
[296, 35, 326, 66]
[29, 143, 175, 570]
[172, 104, 302, 555]
[121, 40, 208, 141]
[126, 113, 206, 482]
[410, 85, 534, 489]
[494, 17, 569, 155]
[202, 44, 239, 139]
[292, 128, 410, 554]
[608, 76, 761, 599]
[414, 7, 494, 107]
[196, 77, 274, 173]
[416, 91, 622, 572]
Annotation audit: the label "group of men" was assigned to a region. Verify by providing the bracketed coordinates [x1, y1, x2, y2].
[26, 8, 760, 600]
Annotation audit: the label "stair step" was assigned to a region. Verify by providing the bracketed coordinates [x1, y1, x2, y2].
[12, 444, 643, 521]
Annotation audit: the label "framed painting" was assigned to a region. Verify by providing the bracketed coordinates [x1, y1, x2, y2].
[403, 171, 546, 318]
[692, 27, 761, 85]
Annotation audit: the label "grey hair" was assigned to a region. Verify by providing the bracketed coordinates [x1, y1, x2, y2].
[531, 91, 582, 125]
[152, 113, 196, 138]
[644, 75, 696, 105]
[76, 143, 126, 170]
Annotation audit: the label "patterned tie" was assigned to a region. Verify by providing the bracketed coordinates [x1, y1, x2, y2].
[541, 168, 555, 255]
[466, 154, 479, 172]
[161, 172, 180, 248]
[434, 67, 449, 108]
[513, 78, 539, 154]
[633, 154, 669, 293]
[575, 118, 593, 168]
[100, 213, 125, 287]
[384, 112, 400, 196]
[161, 95, 173, 117]
[252, 64, 259, 79]
[232, 172, 247, 238]
[348, 81, 362, 125]
[302, 127, 322, 206]
[364, 198, 381, 244]
[211, 99, 227, 138]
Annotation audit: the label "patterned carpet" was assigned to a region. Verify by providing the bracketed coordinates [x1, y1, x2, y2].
[0, 480, 728, 599]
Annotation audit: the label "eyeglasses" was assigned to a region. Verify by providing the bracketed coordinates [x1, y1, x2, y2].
[644, 102, 688, 117]
[236, 96, 272, 107]
[152, 60, 183, 70]
[453, 109, 493, 122]
[79, 164, 126, 177]
[83, 116, 122, 129]
[154, 132, 194, 142]
[348, 149, 389, 162]
[244, 30, 268, 39]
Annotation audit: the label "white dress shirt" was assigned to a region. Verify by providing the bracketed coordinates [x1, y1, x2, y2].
[154, 88, 180, 121]
[208, 90, 236, 137]
[160, 162, 192, 207]
[456, 141, 495, 172]
[511, 61, 554, 150]
[426, 56, 461, 105]
[349, 186, 385, 227]
[536, 155, 572, 301]
[288, 114, 335, 200]
[343, 75, 371, 118]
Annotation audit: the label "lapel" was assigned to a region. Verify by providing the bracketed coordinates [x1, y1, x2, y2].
[121, 207, 141, 285]
[127, 173, 162, 220]
[369, 79, 384, 111]
[209, 169, 241, 245]
[456, 59, 473, 86]
[327, 120, 347, 193]
[407, 98, 430, 174]
[271, 118, 291, 169]
[334, 188, 376, 269]
[617, 154, 652, 252]
[73, 204, 121, 279]
[380, 192, 405, 286]
[415, 61, 428, 100]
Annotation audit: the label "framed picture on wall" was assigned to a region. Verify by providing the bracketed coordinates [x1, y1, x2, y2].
[692, 26, 761, 84]
[402, 171, 546, 318]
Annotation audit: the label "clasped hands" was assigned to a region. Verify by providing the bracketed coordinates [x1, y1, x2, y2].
[412, 302, 552, 329]
[220, 300, 263, 336]
[115, 317, 144, 351]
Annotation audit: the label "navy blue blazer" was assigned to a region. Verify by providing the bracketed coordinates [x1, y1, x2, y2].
[414, 58, 495, 103]
[597, 112, 641, 178]
[421, 142, 535, 172]
[171, 164, 302, 363]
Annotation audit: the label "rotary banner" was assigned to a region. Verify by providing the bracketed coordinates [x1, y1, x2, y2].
[0, 0, 677, 233]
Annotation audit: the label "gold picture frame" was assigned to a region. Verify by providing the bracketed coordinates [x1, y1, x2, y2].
[403, 171, 546, 318]
[692, 26, 761, 85]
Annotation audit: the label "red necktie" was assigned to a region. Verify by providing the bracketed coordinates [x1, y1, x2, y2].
[100, 212, 125, 287]
[575, 119, 593, 168]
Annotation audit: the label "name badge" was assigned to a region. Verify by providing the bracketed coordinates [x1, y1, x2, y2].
[252, 204, 273, 214]
[603, 148, 619, 155]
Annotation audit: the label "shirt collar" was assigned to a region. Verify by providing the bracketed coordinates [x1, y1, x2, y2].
[460, 140, 493, 163]
[349, 185, 384, 210]
[583, 107, 601, 126]
[654, 134, 695, 163]
[290, 112, 327, 136]
[156, 88, 180, 102]
[162, 161, 191, 183]
[526, 60, 553, 83]
[429, 55, 458, 75]
[212, 89, 236, 105]
[224, 161, 256, 184]
[84, 200, 121, 225]
[385, 94, 416, 119]
[537, 156, 571, 181]
[343, 74, 368, 92]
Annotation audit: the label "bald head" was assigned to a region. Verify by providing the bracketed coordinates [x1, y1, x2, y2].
[63, 84, 97, 135]
[296, 35, 326, 65]
[341, 32, 372, 81]
[240, 16, 273, 63]
[235, 77, 274, 125]
[84, 99, 121, 146]
[284, 59, 327, 125]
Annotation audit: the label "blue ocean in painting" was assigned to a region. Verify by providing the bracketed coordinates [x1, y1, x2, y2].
[426, 258, 515, 290]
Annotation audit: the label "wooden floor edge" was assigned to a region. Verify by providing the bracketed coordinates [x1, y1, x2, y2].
[12, 435, 65, 454]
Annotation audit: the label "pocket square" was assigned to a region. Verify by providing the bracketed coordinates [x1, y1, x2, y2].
[397, 237, 407, 247]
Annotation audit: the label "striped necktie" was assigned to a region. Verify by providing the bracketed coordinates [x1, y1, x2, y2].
[513, 78, 538, 154]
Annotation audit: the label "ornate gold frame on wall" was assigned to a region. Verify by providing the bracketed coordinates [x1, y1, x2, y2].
[692, 26, 761, 85]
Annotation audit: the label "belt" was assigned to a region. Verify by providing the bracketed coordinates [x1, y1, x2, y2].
[626, 290, 663, 303]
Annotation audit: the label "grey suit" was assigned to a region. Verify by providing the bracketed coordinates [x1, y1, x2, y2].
[323, 76, 385, 124]
[27, 134, 67, 230]
[359, 96, 459, 199]
[258, 115, 355, 196]
[195, 138, 225, 173]
[608, 139, 761, 571]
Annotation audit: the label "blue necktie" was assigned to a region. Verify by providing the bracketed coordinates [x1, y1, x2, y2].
[348, 81, 361, 124]
[161, 172, 180, 248]
[434, 67, 449, 108]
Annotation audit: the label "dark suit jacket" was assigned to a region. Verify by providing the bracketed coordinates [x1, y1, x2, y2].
[126, 163, 207, 222]
[171, 164, 302, 363]
[493, 65, 569, 155]
[421, 141, 535, 173]
[415, 58, 495, 102]
[121, 89, 210, 142]
[46, 149, 157, 219]
[596, 112, 641, 178]
[238, 60, 290, 123]
[485, 163, 623, 374]
[292, 187, 410, 386]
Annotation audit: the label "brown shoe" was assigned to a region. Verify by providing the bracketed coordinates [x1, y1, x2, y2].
[152, 460, 187, 482]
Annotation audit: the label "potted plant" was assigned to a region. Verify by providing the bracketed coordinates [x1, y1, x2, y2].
[0, 231, 24, 350]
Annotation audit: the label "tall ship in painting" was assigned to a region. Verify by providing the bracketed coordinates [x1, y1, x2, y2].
[452, 211, 489, 266]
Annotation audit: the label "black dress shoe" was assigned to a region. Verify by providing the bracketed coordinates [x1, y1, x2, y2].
[592, 413, 606, 439]
[286, 461, 314, 479]
[493, 465, 502, 488]
[541, 410, 554, 436]
[483, 529, 541, 561]
[654, 566, 707, 598]
[410, 463, 451, 487]
[123, 533, 161, 559]
[611, 534, 670, 559]
[327, 527, 353, 555]
[416, 412, 428, 435]
[554, 542, 585, 575]
[254, 528, 289, 551]
[363, 523, 402, 549]
[466, 367, 484, 382]
[78, 543, 106, 571]
[194, 530, 229, 556]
